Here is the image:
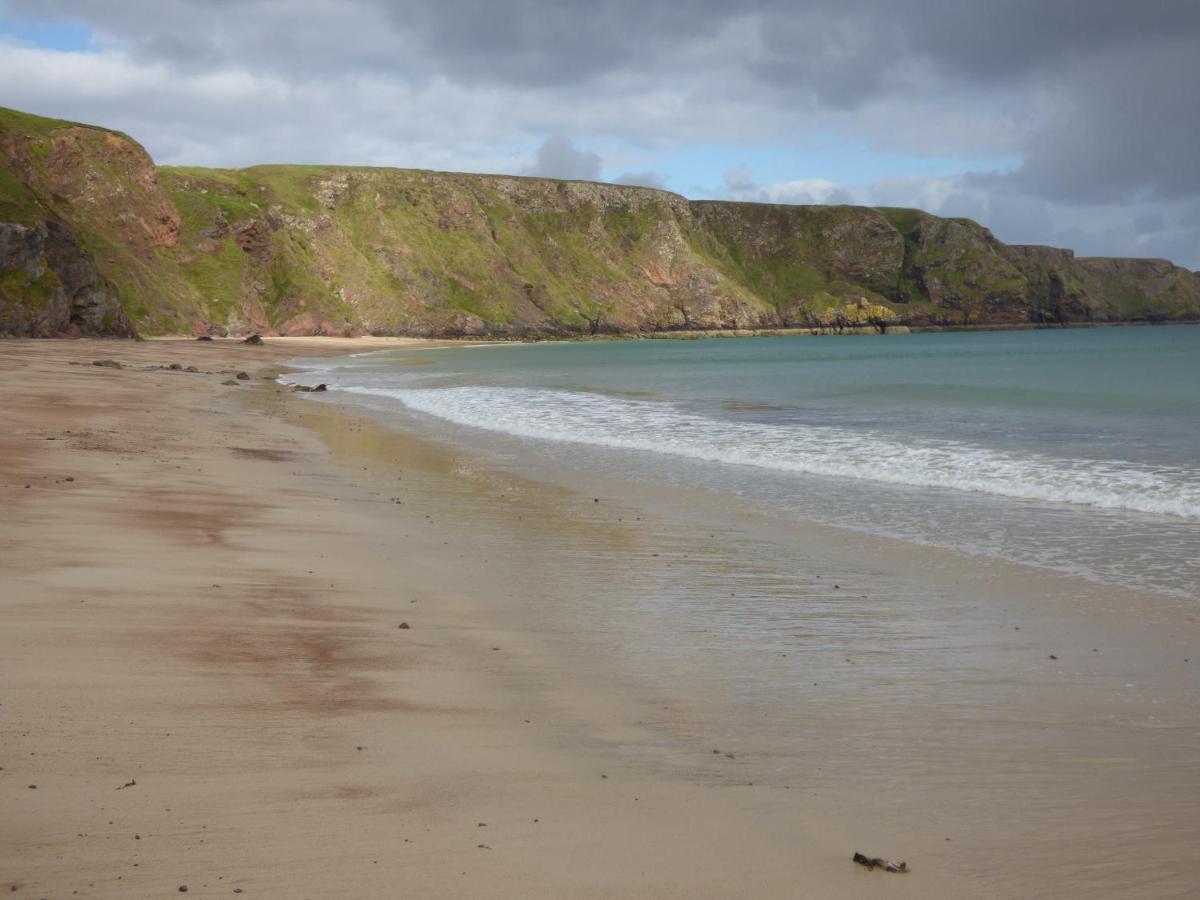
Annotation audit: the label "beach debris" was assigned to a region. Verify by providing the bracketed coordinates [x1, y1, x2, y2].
[116, 778, 136, 790]
[195, 335, 213, 341]
[27, 784, 36, 789]
[1049, 654, 1058, 660]
[92, 359, 123, 368]
[221, 379, 240, 386]
[853, 852, 908, 873]
[185, 365, 199, 373]
[169, 363, 182, 370]
[242, 333, 263, 345]
[236, 371, 250, 380]
[291, 383, 327, 392]
[179, 885, 188, 892]
[397, 622, 410, 629]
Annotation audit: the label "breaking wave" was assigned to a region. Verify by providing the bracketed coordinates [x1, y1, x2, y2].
[333, 384, 1200, 520]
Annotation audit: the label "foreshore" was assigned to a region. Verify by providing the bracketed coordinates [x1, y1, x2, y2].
[1, 338, 967, 898]
[3, 337, 1197, 898]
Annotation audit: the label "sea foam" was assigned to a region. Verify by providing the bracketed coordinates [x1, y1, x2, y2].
[334, 385, 1200, 520]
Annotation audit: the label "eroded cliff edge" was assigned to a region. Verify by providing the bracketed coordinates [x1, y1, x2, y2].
[3, 106, 1198, 337]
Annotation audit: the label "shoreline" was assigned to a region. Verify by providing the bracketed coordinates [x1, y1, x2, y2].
[7, 316, 1197, 346]
[4, 337, 1197, 898]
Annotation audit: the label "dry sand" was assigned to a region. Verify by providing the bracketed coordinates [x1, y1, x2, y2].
[1, 338, 976, 898]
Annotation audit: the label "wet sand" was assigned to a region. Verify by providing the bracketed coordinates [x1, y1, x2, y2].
[2, 338, 968, 898]
[2, 337, 1197, 898]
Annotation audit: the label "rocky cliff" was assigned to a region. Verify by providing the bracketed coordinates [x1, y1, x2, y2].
[2, 106, 1198, 337]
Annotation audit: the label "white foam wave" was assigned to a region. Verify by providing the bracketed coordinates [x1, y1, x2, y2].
[337, 385, 1200, 520]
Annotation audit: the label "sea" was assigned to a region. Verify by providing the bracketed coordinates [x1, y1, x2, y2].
[287, 325, 1200, 601]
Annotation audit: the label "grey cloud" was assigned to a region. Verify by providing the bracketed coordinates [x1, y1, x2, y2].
[1011, 37, 1200, 203]
[1178, 206, 1200, 230]
[1133, 211, 1166, 235]
[614, 170, 666, 189]
[524, 135, 602, 181]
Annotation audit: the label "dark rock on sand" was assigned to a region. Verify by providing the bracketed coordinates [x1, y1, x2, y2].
[92, 359, 122, 368]
[853, 851, 908, 873]
[242, 333, 263, 345]
[236, 371, 250, 380]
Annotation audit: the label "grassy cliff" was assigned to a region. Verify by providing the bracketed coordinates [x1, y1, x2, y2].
[2, 106, 1198, 337]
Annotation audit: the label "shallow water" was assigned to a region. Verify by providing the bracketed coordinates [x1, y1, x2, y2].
[290, 326, 1200, 599]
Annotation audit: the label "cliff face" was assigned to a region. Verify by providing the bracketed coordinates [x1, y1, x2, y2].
[2, 106, 1198, 337]
[0, 220, 135, 337]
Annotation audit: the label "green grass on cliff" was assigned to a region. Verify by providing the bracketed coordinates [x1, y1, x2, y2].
[0, 264, 59, 310]
[0, 107, 74, 136]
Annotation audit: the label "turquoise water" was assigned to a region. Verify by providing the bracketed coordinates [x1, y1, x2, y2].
[290, 326, 1200, 597]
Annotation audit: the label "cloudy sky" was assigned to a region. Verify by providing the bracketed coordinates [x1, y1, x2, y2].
[2, 0, 1198, 267]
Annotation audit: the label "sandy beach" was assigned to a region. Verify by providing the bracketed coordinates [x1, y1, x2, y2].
[1, 338, 971, 898]
[3, 337, 1197, 898]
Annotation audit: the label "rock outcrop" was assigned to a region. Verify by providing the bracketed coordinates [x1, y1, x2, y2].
[0, 220, 135, 337]
[2, 105, 1197, 337]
